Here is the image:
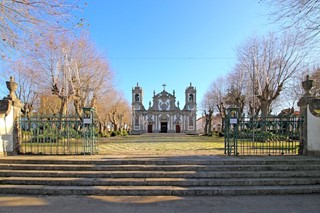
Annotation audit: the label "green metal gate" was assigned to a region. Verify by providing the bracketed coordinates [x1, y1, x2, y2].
[19, 108, 97, 155]
[224, 108, 302, 156]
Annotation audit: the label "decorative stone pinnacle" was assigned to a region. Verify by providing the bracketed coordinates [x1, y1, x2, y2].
[6, 76, 18, 100]
[302, 75, 314, 97]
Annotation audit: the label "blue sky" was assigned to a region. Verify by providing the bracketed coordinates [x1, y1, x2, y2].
[79, 0, 272, 108]
[2, 1, 273, 110]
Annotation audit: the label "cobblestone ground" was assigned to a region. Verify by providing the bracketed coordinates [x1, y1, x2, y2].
[97, 133, 225, 156]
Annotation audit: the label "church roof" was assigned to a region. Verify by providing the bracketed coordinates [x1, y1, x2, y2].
[154, 90, 174, 99]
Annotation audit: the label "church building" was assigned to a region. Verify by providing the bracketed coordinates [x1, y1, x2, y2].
[131, 83, 197, 134]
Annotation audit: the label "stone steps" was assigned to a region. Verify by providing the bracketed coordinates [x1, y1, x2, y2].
[1, 184, 320, 196]
[1, 158, 320, 165]
[1, 170, 320, 178]
[1, 163, 320, 171]
[0, 157, 320, 196]
[1, 177, 320, 187]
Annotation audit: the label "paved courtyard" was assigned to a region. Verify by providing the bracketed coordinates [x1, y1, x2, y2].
[97, 133, 225, 156]
[1, 194, 320, 213]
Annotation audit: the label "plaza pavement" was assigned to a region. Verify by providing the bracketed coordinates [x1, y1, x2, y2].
[0, 194, 320, 213]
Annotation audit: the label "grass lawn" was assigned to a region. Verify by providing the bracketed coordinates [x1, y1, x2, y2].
[97, 134, 225, 155]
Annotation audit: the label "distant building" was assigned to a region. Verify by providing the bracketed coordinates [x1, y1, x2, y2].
[212, 114, 223, 132]
[196, 116, 206, 134]
[131, 83, 197, 134]
[196, 114, 223, 134]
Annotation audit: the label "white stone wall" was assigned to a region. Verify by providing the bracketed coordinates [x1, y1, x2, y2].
[307, 106, 320, 153]
[0, 106, 14, 155]
[196, 117, 205, 134]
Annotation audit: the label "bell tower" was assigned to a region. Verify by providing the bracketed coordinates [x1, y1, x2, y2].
[132, 82, 143, 109]
[184, 82, 197, 133]
[131, 83, 145, 134]
[185, 82, 196, 109]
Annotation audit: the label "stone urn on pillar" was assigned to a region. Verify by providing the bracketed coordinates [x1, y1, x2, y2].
[5, 76, 18, 101]
[298, 75, 316, 156]
[302, 75, 314, 97]
[1, 76, 23, 155]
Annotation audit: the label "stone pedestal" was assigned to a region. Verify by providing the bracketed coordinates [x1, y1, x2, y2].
[0, 77, 23, 156]
[298, 75, 320, 156]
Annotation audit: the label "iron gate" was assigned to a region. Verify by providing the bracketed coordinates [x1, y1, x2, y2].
[224, 108, 302, 156]
[19, 108, 97, 155]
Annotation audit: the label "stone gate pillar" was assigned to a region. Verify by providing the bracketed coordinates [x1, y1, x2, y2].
[0, 77, 23, 156]
[298, 75, 320, 156]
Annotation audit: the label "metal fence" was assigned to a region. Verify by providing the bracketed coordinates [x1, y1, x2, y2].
[19, 115, 97, 155]
[224, 109, 302, 156]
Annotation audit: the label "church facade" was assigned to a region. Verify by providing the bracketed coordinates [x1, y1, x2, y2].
[131, 83, 197, 134]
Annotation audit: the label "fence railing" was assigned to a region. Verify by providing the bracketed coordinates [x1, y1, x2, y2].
[19, 115, 97, 155]
[224, 115, 302, 156]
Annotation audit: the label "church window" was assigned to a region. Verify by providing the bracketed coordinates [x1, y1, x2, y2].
[189, 115, 194, 126]
[135, 115, 139, 126]
[189, 94, 193, 102]
[135, 94, 140, 102]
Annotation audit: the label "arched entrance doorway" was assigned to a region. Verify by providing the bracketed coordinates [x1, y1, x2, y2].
[161, 122, 167, 133]
[148, 123, 153, 133]
[176, 124, 181, 133]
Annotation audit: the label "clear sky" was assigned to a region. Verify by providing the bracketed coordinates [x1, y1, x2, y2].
[79, 0, 272, 109]
[1, 1, 273, 112]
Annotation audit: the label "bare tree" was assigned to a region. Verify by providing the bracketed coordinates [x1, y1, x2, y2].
[224, 65, 247, 116]
[20, 32, 112, 118]
[95, 91, 130, 133]
[3, 59, 44, 118]
[236, 32, 306, 117]
[69, 34, 113, 119]
[265, 0, 320, 44]
[280, 66, 318, 110]
[201, 77, 228, 133]
[201, 92, 214, 135]
[0, 0, 82, 58]
[310, 67, 320, 96]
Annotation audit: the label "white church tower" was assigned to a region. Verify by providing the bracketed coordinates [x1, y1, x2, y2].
[183, 83, 197, 132]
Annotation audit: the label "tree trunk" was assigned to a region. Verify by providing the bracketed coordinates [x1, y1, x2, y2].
[259, 100, 272, 132]
[98, 122, 104, 135]
[203, 109, 213, 136]
[260, 100, 271, 117]
[73, 98, 83, 120]
[208, 109, 213, 136]
[204, 118, 208, 135]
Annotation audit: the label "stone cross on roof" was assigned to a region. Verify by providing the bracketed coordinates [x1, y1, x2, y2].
[162, 83, 166, 91]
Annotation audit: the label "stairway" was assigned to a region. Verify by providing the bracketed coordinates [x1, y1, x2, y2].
[0, 156, 320, 196]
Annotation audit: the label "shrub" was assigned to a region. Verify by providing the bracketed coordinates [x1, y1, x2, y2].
[110, 131, 118, 137]
[31, 135, 57, 143]
[60, 128, 81, 139]
[120, 130, 128, 136]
